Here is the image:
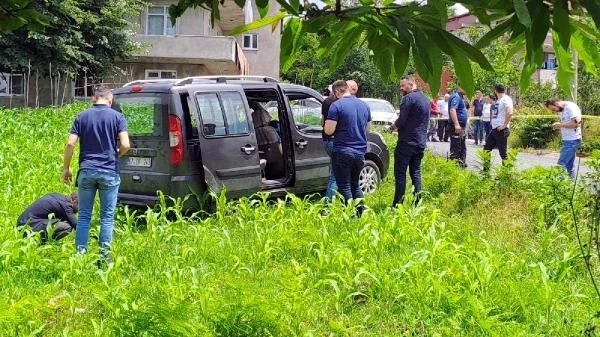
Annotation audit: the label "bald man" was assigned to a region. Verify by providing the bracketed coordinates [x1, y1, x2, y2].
[346, 80, 358, 96]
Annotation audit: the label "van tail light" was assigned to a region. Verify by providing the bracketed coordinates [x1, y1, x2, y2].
[169, 115, 184, 166]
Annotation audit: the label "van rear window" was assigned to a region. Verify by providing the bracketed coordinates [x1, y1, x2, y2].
[113, 93, 166, 136]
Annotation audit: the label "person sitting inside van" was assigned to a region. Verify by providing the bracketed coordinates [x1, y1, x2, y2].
[248, 101, 284, 179]
[17, 192, 78, 243]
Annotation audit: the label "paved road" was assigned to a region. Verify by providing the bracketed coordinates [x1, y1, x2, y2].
[426, 139, 592, 177]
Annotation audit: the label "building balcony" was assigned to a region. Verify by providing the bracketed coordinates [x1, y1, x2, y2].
[131, 34, 248, 75]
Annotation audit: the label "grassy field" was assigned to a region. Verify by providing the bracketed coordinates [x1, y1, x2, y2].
[1, 104, 600, 336]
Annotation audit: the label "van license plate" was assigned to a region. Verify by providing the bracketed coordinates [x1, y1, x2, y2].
[127, 157, 151, 167]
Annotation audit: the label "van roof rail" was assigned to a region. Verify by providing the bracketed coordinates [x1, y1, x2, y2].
[175, 75, 278, 85]
[122, 79, 179, 87]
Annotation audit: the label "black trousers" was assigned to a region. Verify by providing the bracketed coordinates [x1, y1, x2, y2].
[484, 127, 510, 160]
[448, 123, 467, 167]
[437, 120, 449, 141]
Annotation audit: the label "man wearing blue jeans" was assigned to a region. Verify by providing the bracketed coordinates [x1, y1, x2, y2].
[388, 75, 430, 207]
[62, 86, 130, 262]
[545, 98, 582, 178]
[321, 89, 338, 203]
[324, 80, 371, 216]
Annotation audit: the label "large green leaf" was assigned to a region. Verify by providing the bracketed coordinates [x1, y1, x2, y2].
[552, 0, 571, 49]
[227, 12, 286, 36]
[474, 15, 515, 49]
[571, 31, 598, 76]
[280, 18, 304, 71]
[512, 0, 531, 28]
[256, 0, 269, 18]
[581, 0, 600, 29]
[449, 46, 474, 95]
[439, 30, 493, 71]
[552, 31, 576, 99]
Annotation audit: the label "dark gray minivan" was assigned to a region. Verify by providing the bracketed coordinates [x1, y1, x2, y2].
[111, 76, 389, 209]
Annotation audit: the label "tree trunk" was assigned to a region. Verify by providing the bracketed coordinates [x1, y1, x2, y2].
[35, 70, 39, 108]
[49, 63, 53, 106]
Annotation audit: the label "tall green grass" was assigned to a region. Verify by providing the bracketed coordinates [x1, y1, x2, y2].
[0, 104, 599, 336]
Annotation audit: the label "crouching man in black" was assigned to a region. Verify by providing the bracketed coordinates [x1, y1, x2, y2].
[17, 192, 78, 243]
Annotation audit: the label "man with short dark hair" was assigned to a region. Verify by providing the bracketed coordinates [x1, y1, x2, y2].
[62, 86, 130, 262]
[448, 87, 468, 167]
[388, 75, 430, 206]
[17, 192, 78, 243]
[545, 98, 582, 178]
[483, 84, 513, 170]
[324, 80, 371, 216]
[471, 90, 485, 145]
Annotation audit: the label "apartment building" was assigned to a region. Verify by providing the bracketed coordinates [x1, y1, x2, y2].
[112, 0, 281, 85]
[0, 0, 281, 107]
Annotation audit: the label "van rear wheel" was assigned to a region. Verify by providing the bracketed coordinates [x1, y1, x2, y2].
[359, 160, 380, 194]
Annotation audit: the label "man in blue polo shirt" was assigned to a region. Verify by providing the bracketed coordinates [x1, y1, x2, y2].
[448, 87, 468, 167]
[324, 80, 371, 216]
[62, 86, 130, 263]
[388, 75, 430, 207]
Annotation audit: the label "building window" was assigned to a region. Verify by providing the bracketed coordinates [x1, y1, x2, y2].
[242, 34, 258, 50]
[0, 73, 24, 95]
[145, 70, 177, 79]
[147, 5, 176, 36]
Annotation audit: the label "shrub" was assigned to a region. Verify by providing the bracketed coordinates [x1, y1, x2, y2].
[511, 116, 559, 149]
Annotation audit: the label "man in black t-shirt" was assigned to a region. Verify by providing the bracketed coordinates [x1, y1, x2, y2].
[17, 192, 78, 243]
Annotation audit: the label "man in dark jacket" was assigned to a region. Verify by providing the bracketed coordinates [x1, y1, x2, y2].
[17, 192, 78, 242]
[388, 75, 430, 206]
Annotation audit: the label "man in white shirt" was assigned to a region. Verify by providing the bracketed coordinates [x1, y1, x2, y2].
[483, 84, 513, 170]
[436, 94, 450, 141]
[545, 98, 583, 178]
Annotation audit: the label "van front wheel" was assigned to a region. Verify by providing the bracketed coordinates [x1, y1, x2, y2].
[359, 160, 380, 194]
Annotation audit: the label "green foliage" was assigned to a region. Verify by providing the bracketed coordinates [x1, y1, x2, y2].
[0, 0, 145, 78]
[518, 82, 563, 108]
[2, 104, 600, 335]
[281, 34, 401, 103]
[171, 0, 600, 96]
[512, 117, 559, 149]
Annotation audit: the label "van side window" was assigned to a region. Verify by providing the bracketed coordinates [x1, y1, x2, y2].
[196, 93, 227, 136]
[220, 92, 249, 135]
[195, 91, 249, 137]
[289, 96, 323, 133]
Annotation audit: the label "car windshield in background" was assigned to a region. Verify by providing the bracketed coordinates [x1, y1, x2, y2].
[364, 100, 394, 113]
[113, 93, 165, 136]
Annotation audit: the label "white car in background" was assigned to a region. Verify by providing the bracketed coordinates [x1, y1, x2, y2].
[360, 98, 397, 125]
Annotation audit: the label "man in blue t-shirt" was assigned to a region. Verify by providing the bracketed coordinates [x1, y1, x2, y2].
[448, 87, 468, 167]
[324, 80, 371, 216]
[62, 86, 130, 263]
[388, 75, 430, 207]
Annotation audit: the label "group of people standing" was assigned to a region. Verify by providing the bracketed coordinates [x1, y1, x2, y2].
[321, 80, 371, 216]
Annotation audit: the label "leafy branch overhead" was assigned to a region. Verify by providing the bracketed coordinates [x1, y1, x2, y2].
[170, 0, 600, 95]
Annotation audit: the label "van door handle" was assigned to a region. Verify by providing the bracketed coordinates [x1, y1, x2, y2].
[241, 144, 256, 155]
[295, 139, 308, 149]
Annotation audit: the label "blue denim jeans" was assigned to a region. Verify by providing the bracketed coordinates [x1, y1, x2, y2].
[472, 119, 484, 144]
[76, 168, 121, 260]
[323, 138, 337, 202]
[332, 151, 364, 202]
[482, 121, 492, 141]
[558, 139, 581, 178]
[393, 142, 425, 206]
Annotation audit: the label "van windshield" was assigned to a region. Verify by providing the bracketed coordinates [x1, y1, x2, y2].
[112, 93, 166, 136]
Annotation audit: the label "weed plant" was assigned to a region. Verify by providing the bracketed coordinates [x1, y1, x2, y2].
[0, 104, 599, 335]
